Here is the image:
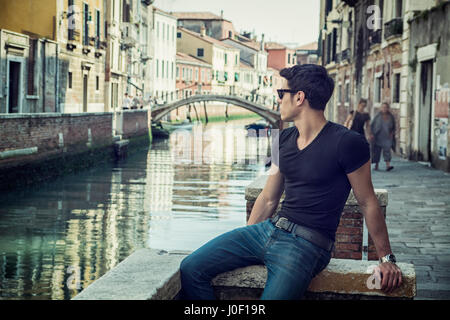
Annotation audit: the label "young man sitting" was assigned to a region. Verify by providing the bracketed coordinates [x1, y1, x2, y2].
[179, 64, 402, 300]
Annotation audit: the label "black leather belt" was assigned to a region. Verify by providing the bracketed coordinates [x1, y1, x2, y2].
[271, 215, 334, 252]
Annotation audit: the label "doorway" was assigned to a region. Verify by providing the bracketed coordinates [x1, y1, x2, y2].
[83, 74, 88, 112]
[7, 60, 23, 113]
[418, 60, 433, 162]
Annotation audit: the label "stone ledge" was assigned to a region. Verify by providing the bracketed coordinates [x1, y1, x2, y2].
[245, 174, 388, 206]
[73, 249, 416, 300]
[73, 249, 189, 300]
[212, 259, 416, 299]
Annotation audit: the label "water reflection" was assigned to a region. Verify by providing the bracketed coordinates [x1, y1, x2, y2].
[0, 118, 272, 300]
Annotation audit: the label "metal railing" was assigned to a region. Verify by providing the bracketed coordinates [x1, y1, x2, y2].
[384, 18, 403, 40]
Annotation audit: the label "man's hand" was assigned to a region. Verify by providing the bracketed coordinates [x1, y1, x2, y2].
[378, 262, 403, 293]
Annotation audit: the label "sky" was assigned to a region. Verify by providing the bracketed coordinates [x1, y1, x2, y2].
[154, 0, 320, 47]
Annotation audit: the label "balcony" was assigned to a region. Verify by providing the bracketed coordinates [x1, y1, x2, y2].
[384, 18, 403, 40]
[341, 48, 351, 61]
[369, 29, 382, 47]
[121, 23, 139, 49]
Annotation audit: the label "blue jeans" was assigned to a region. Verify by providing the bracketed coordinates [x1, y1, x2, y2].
[179, 219, 332, 300]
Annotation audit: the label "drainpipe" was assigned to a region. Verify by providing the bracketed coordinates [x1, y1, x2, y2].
[42, 39, 46, 112]
[55, 43, 60, 113]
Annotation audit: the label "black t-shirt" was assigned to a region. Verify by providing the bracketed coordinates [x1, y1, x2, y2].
[274, 121, 370, 241]
[350, 112, 370, 135]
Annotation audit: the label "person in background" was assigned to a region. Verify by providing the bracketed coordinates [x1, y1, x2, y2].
[370, 102, 396, 171]
[347, 99, 373, 140]
[130, 94, 140, 110]
[344, 110, 354, 129]
[122, 93, 131, 110]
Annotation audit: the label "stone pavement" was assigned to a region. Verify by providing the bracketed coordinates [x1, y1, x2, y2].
[371, 156, 450, 300]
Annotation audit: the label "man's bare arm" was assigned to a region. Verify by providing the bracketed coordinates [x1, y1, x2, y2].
[247, 163, 285, 225]
[347, 160, 402, 293]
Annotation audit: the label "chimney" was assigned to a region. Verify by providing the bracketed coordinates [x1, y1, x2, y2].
[200, 25, 206, 37]
[260, 33, 265, 51]
[221, 10, 224, 19]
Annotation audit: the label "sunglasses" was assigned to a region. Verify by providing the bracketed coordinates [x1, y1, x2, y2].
[277, 89, 307, 100]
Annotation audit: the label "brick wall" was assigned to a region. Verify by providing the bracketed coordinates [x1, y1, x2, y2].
[0, 113, 113, 190]
[121, 110, 151, 140]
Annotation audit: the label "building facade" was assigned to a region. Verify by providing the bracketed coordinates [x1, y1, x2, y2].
[222, 36, 273, 106]
[0, 0, 107, 113]
[172, 11, 237, 40]
[152, 7, 177, 104]
[176, 27, 240, 96]
[265, 42, 297, 71]
[319, 0, 450, 172]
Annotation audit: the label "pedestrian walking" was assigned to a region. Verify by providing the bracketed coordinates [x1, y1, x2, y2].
[122, 93, 131, 110]
[179, 64, 402, 300]
[370, 102, 396, 171]
[344, 110, 354, 129]
[347, 98, 373, 140]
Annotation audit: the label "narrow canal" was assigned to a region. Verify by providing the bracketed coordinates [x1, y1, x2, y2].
[0, 117, 272, 300]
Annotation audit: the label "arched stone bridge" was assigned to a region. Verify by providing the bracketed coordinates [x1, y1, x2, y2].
[151, 94, 282, 128]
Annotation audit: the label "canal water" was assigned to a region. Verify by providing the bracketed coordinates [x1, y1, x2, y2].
[0, 118, 272, 300]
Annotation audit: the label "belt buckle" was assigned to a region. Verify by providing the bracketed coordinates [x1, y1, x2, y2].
[275, 217, 289, 229]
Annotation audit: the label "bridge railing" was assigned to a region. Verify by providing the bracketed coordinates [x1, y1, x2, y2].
[150, 87, 279, 111]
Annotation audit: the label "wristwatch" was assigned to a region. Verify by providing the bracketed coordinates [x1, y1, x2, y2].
[379, 253, 397, 264]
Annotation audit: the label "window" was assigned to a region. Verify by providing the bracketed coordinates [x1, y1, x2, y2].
[172, 26, 175, 42]
[83, 3, 89, 46]
[176, 66, 179, 79]
[177, 32, 181, 38]
[224, 53, 227, 65]
[338, 84, 342, 103]
[27, 39, 37, 95]
[224, 72, 228, 81]
[162, 22, 165, 40]
[374, 75, 383, 103]
[393, 73, 400, 103]
[235, 54, 238, 66]
[197, 48, 204, 57]
[95, 9, 101, 48]
[157, 22, 160, 39]
[345, 82, 350, 103]
[162, 60, 165, 78]
[156, 59, 159, 78]
[68, 0, 75, 40]
[68, 72, 73, 89]
[167, 24, 169, 41]
[395, 0, 403, 17]
[96, 75, 99, 91]
[166, 61, 169, 79]
[288, 53, 291, 64]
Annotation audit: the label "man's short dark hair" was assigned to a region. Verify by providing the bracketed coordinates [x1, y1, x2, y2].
[279, 64, 334, 111]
